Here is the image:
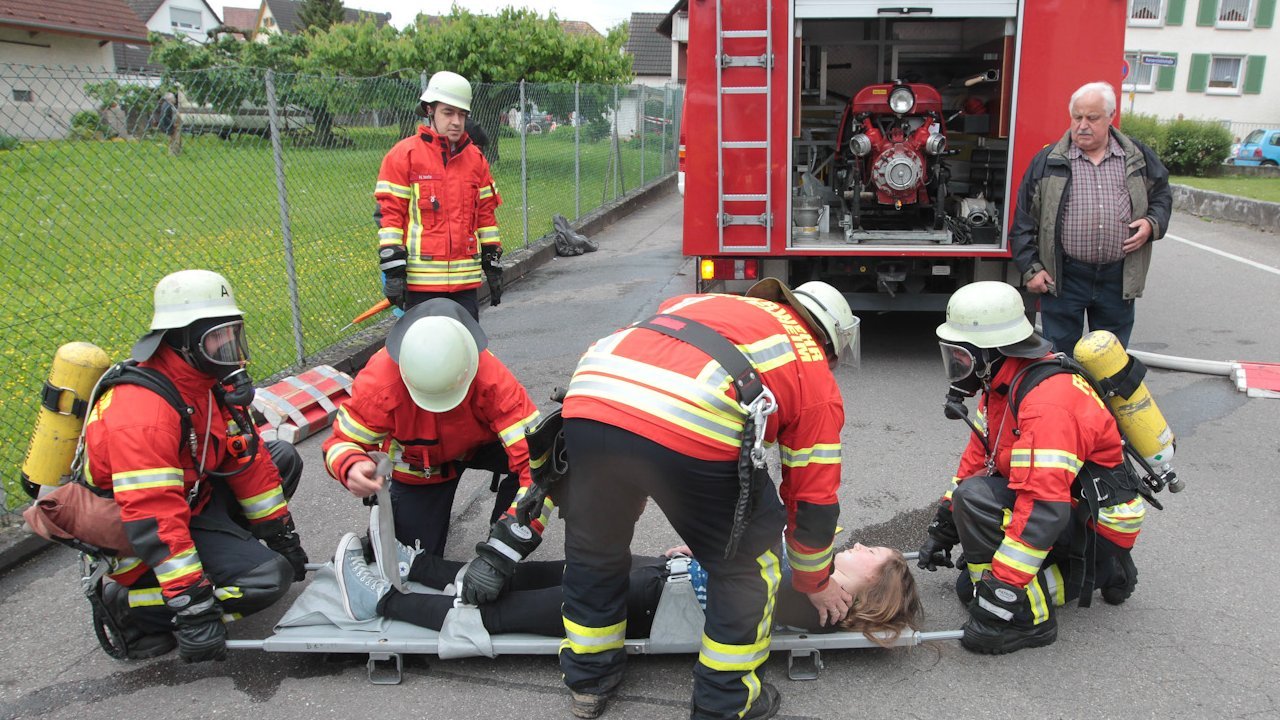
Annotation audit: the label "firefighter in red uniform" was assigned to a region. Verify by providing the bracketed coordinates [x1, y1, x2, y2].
[917, 281, 1145, 655]
[375, 70, 502, 321]
[87, 270, 307, 662]
[557, 279, 860, 720]
[322, 299, 543, 576]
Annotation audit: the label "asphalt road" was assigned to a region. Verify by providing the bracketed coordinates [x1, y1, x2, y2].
[2, 194, 1278, 720]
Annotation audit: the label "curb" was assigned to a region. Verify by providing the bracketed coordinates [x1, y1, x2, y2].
[0, 173, 678, 578]
[1171, 184, 1280, 233]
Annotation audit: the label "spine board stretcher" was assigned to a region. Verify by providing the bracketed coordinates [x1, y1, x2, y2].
[224, 552, 963, 685]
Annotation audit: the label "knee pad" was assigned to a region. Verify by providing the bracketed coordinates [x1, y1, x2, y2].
[952, 477, 1013, 559]
[221, 555, 293, 615]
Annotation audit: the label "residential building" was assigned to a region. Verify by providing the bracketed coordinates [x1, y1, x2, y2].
[247, 0, 389, 41]
[1123, 0, 1276, 134]
[114, 0, 224, 72]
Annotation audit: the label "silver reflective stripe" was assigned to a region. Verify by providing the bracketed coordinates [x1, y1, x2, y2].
[699, 644, 769, 667]
[486, 536, 523, 562]
[977, 595, 1014, 621]
[994, 540, 1044, 570]
[569, 377, 742, 441]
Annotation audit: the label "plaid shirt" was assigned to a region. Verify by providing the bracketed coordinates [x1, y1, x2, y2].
[1062, 136, 1131, 264]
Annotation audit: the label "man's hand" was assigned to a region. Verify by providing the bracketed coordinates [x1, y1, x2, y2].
[167, 582, 227, 663]
[804, 579, 853, 627]
[344, 459, 383, 498]
[252, 513, 309, 581]
[664, 544, 692, 558]
[380, 245, 408, 308]
[1123, 217, 1153, 254]
[1026, 269, 1056, 295]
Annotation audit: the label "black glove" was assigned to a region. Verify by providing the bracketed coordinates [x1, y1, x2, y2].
[253, 513, 308, 581]
[167, 581, 227, 663]
[917, 535, 954, 571]
[481, 244, 503, 263]
[379, 245, 408, 308]
[460, 516, 542, 605]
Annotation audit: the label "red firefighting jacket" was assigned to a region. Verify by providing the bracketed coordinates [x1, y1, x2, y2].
[942, 355, 1136, 588]
[374, 125, 502, 293]
[84, 346, 291, 598]
[322, 349, 544, 530]
[563, 293, 845, 594]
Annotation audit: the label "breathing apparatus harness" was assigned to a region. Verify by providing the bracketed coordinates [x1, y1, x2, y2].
[635, 314, 778, 560]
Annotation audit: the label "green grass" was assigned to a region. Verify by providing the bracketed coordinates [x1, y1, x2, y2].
[0, 125, 673, 511]
[1171, 175, 1280, 204]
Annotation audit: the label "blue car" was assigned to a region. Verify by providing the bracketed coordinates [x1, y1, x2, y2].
[1235, 128, 1280, 166]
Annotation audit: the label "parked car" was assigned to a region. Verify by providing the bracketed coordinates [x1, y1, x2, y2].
[1234, 128, 1280, 166]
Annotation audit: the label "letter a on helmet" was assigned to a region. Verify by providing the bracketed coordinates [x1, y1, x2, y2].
[132, 269, 244, 361]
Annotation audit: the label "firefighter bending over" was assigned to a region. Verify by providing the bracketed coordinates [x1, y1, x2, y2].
[917, 281, 1145, 654]
[88, 270, 307, 662]
[556, 278, 860, 720]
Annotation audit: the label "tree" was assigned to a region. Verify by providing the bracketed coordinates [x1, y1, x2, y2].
[298, 0, 346, 32]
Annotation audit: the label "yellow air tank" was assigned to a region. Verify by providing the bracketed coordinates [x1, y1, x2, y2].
[21, 342, 111, 498]
[1073, 330, 1179, 491]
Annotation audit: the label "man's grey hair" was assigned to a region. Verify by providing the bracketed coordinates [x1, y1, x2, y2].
[1069, 82, 1117, 116]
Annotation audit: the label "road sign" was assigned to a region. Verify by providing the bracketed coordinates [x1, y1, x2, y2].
[1141, 55, 1176, 67]
[1121, 59, 1130, 79]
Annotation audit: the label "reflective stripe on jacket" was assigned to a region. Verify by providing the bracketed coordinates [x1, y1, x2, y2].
[374, 125, 502, 292]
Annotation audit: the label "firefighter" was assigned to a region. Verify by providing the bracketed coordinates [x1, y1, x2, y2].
[321, 299, 542, 564]
[374, 70, 502, 321]
[87, 269, 307, 662]
[557, 279, 860, 720]
[916, 281, 1146, 655]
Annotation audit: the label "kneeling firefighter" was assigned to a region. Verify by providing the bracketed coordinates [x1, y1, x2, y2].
[78, 270, 308, 661]
[916, 281, 1162, 655]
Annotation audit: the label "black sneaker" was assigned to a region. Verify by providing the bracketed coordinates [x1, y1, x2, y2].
[741, 683, 782, 720]
[960, 615, 1057, 655]
[1101, 552, 1138, 605]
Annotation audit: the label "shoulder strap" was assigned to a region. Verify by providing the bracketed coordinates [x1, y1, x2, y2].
[96, 361, 196, 455]
[635, 314, 763, 406]
[1007, 354, 1081, 424]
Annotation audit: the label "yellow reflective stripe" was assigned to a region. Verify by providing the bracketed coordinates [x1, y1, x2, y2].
[406, 183, 423, 258]
[755, 550, 782, 641]
[786, 542, 833, 574]
[155, 547, 202, 585]
[221, 612, 243, 623]
[993, 536, 1047, 577]
[337, 407, 385, 445]
[128, 587, 165, 608]
[214, 586, 244, 601]
[574, 351, 747, 427]
[511, 488, 555, 526]
[375, 180, 412, 199]
[477, 186, 495, 200]
[1043, 564, 1066, 607]
[325, 441, 365, 474]
[943, 476, 961, 502]
[975, 406, 987, 434]
[1027, 575, 1050, 624]
[498, 410, 541, 448]
[1098, 497, 1146, 534]
[562, 616, 625, 654]
[1010, 448, 1083, 473]
[238, 486, 286, 521]
[112, 467, 184, 493]
[569, 375, 742, 448]
[735, 334, 795, 374]
[967, 560, 992, 585]
[780, 442, 840, 468]
[476, 225, 499, 240]
[698, 633, 771, 672]
[110, 556, 143, 575]
[378, 228, 404, 245]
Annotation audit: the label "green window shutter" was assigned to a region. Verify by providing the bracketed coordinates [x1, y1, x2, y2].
[1157, 53, 1178, 90]
[1187, 53, 1210, 91]
[1166, 0, 1186, 24]
[1256, 0, 1276, 27]
[1243, 55, 1266, 94]
[1196, 0, 1219, 25]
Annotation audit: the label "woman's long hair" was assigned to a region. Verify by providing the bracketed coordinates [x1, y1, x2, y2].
[837, 550, 925, 648]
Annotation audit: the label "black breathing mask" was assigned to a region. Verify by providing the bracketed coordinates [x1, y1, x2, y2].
[168, 316, 255, 404]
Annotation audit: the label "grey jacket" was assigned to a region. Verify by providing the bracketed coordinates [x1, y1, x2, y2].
[1009, 128, 1172, 300]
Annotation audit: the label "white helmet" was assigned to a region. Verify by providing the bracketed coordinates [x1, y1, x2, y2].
[397, 316, 479, 412]
[420, 71, 472, 112]
[747, 278, 860, 364]
[132, 269, 243, 361]
[936, 281, 1049, 357]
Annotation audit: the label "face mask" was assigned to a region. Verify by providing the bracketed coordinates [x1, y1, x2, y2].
[939, 341, 1001, 396]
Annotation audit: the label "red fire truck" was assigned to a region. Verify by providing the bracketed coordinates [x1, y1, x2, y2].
[681, 0, 1128, 311]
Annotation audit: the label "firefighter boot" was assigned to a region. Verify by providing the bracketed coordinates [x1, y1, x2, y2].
[738, 683, 782, 720]
[954, 555, 974, 605]
[1098, 547, 1139, 606]
[99, 581, 177, 660]
[961, 571, 1057, 655]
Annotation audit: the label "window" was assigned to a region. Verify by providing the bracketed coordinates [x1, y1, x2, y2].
[12, 89, 33, 102]
[170, 7, 203, 31]
[1217, 0, 1251, 27]
[1123, 52, 1156, 91]
[1208, 55, 1244, 94]
[1129, 0, 1164, 25]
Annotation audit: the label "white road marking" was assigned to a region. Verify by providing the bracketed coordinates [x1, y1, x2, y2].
[1165, 233, 1280, 277]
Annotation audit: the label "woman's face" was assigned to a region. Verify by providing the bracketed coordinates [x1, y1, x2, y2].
[833, 543, 893, 594]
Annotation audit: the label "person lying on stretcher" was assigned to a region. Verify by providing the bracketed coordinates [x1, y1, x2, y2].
[331, 512, 923, 644]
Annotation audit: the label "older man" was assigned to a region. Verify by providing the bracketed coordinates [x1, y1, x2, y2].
[1011, 81, 1171, 354]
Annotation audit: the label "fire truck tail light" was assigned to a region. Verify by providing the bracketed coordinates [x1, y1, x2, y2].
[699, 258, 760, 281]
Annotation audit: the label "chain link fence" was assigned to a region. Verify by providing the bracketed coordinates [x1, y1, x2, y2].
[0, 63, 683, 518]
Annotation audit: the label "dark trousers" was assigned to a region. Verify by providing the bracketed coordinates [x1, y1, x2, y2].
[559, 419, 786, 720]
[1040, 256, 1135, 355]
[406, 288, 479, 321]
[382, 555, 666, 638]
[389, 441, 519, 557]
[126, 440, 303, 632]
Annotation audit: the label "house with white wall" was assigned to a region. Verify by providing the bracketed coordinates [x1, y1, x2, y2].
[114, 0, 223, 72]
[1123, 0, 1276, 134]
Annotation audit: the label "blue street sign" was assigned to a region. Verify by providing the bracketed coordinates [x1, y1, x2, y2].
[1121, 60, 1130, 79]
[1141, 55, 1176, 67]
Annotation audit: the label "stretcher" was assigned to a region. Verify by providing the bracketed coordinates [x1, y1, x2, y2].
[224, 552, 963, 685]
